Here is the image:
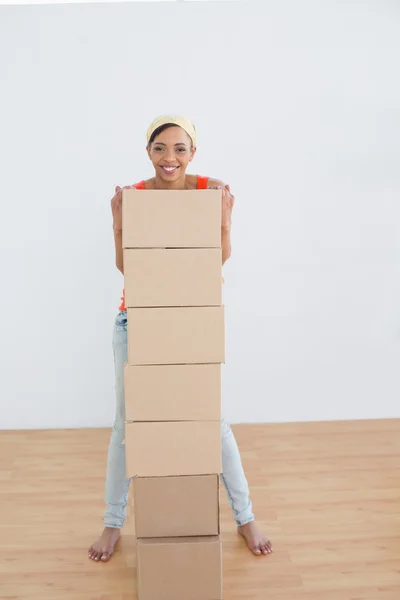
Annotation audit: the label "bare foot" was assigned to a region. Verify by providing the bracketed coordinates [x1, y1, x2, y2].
[88, 527, 121, 562]
[238, 521, 273, 556]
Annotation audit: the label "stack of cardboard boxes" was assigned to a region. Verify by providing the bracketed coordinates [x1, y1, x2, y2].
[122, 188, 224, 600]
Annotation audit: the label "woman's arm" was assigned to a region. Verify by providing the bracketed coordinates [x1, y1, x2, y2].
[207, 178, 234, 265]
[114, 229, 124, 274]
[111, 186, 124, 274]
[221, 226, 231, 265]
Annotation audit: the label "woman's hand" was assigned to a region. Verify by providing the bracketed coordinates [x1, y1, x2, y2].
[111, 185, 135, 232]
[208, 184, 235, 230]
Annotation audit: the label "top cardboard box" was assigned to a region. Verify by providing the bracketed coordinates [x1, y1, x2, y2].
[122, 189, 222, 249]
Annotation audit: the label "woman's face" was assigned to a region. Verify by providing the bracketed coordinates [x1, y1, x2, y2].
[147, 126, 196, 182]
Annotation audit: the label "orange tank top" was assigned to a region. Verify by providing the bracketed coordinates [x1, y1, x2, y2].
[118, 175, 210, 311]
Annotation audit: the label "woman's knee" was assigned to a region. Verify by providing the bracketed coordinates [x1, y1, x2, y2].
[113, 405, 126, 433]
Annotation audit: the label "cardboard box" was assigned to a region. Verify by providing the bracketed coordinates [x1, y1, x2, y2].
[127, 306, 225, 365]
[124, 363, 221, 422]
[123, 248, 222, 307]
[122, 188, 222, 249]
[133, 474, 219, 538]
[137, 535, 222, 600]
[125, 421, 221, 477]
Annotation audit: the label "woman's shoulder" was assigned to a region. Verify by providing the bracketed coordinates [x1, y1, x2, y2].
[206, 177, 225, 188]
[133, 179, 147, 189]
[127, 178, 156, 189]
[195, 175, 226, 189]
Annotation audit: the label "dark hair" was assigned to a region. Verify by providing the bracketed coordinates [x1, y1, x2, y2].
[148, 123, 193, 149]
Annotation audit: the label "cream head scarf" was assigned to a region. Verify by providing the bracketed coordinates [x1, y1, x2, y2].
[146, 115, 197, 148]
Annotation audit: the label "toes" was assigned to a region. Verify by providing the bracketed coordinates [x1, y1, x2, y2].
[88, 545, 101, 561]
[101, 552, 110, 562]
[263, 539, 273, 554]
[251, 545, 262, 555]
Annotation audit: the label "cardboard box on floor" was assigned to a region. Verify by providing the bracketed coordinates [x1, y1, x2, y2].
[136, 535, 222, 600]
[123, 248, 222, 308]
[122, 188, 222, 249]
[124, 363, 221, 422]
[133, 474, 219, 538]
[127, 306, 225, 366]
[125, 421, 221, 478]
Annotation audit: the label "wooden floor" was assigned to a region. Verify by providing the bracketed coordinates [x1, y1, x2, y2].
[1, 420, 399, 600]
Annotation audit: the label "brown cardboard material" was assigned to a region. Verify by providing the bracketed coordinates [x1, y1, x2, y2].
[127, 306, 225, 365]
[125, 421, 221, 477]
[122, 188, 222, 249]
[123, 248, 222, 307]
[124, 363, 221, 422]
[137, 535, 222, 600]
[133, 474, 219, 538]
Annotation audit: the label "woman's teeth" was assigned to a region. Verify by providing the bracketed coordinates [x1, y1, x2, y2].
[162, 166, 178, 173]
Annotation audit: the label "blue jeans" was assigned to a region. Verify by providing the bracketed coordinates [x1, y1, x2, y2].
[104, 311, 254, 528]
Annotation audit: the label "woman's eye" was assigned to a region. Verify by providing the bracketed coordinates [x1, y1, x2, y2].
[178, 148, 186, 153]
[154, 147, 164, 151]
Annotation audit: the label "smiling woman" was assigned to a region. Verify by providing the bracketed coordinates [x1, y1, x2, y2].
[146, 117, 197, 185]
[88, 116, 272, 563]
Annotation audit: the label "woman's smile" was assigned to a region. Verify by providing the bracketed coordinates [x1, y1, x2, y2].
[160, 165, 179, 174]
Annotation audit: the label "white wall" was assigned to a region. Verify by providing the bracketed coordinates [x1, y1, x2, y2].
[0, 1, 399, 430]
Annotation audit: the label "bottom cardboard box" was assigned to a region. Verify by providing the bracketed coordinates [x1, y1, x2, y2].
[137, 535, 222, 600]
